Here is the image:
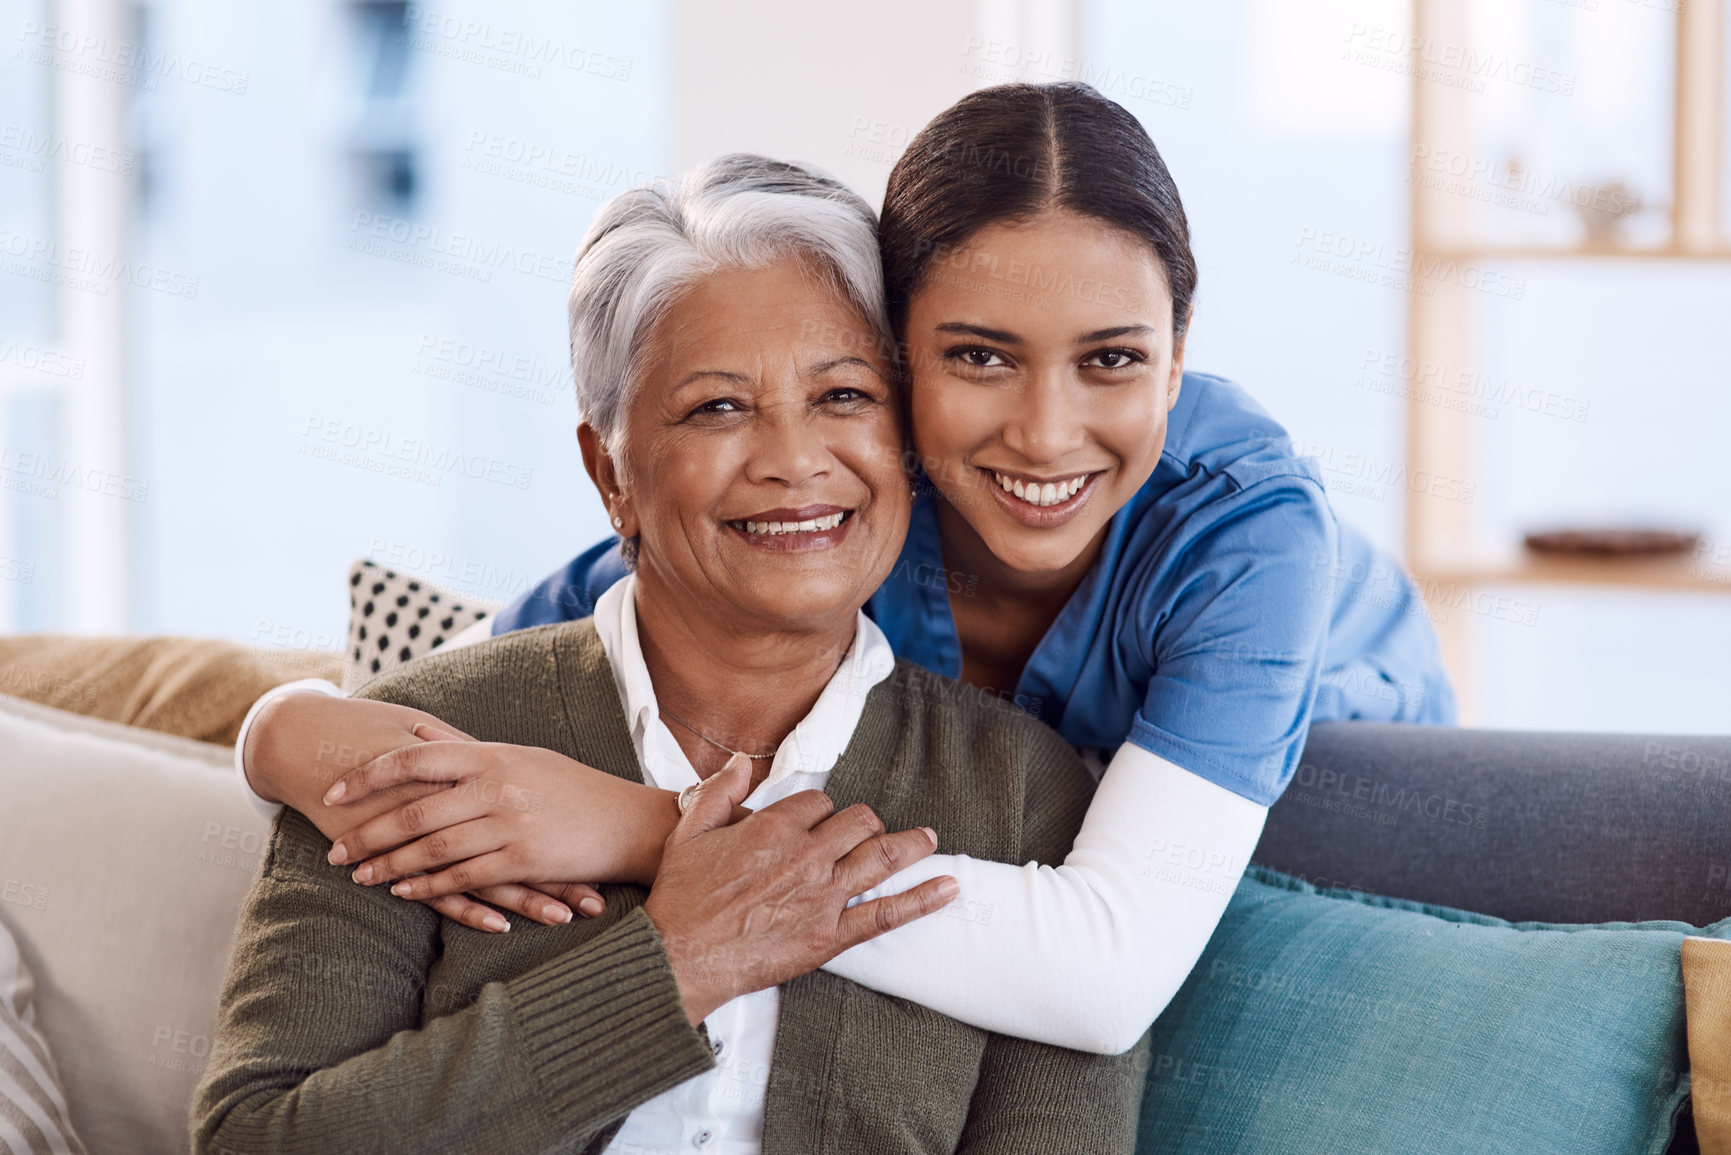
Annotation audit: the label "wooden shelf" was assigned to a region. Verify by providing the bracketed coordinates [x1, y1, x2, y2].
[1418, 243, 1731, 263]
[1405, 0, 1727, 719]
[1414, 551, 1731, 594]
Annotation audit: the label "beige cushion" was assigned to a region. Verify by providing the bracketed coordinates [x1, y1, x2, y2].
[0, 694, 270, 1155]
[0, 916, 86, 1154]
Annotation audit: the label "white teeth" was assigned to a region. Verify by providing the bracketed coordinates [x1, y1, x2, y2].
[990, 471, 1092, 508]
[738, 512, 845, 536]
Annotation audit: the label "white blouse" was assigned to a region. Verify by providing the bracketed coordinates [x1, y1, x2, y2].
[234, 582, 1267, 1068]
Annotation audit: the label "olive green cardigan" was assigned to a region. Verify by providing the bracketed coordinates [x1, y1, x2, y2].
[191, 619, 1149, 1154]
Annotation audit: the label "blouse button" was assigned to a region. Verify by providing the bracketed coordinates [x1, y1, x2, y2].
[692, 1129, 714, 1148]
[711, 1037, 725, 1059]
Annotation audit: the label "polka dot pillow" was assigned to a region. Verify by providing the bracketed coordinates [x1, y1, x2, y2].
[344, 559, 502, 691]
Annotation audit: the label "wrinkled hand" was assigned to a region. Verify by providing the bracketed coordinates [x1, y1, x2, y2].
[246, 690, 603, 932]
[324, 737, 682, 921]
[643, 753, 959, 1026]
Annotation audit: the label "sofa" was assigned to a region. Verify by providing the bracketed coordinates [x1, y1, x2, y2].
[1257, 723, 1731, 1155]
[2, 686, 1725, 1154]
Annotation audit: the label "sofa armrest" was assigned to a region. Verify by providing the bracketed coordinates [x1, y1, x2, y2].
[1254, 723, 1731, 926]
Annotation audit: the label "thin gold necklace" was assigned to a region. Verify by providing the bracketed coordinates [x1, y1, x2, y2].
[657, 701, 778, 761]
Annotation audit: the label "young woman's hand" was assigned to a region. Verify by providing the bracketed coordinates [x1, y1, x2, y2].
[322, 735, 685, 915]
[244, 691, 607, 932]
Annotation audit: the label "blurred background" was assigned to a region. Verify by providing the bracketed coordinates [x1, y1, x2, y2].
[0, 0, 1726, 730]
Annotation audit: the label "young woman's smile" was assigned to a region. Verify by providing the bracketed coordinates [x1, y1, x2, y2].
[904, 209, 1187, 578]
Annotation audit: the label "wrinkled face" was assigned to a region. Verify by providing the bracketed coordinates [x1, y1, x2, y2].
[902, 210, 1185, 576]
[585, 257, 908, 638]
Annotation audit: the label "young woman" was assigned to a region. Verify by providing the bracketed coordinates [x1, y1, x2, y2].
[240, 81, 1452, 1054]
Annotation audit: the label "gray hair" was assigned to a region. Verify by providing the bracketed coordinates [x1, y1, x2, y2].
[568, 153, 891, 458]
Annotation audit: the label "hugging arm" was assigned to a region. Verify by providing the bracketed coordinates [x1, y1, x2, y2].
[237, 674, 1264, 1057]
[826, 742, 1266, 1054]
[824, 487, 1332, 1054]
[190, 808, 715, 1155]
[239, 684, 648, 928]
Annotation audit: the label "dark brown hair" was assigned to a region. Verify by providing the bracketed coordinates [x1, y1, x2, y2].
[879, 82, 1197, 338]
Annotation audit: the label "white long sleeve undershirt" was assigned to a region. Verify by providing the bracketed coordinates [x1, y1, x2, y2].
[826, 740, 1267, 1055]
[237, 667, 1267, 1056]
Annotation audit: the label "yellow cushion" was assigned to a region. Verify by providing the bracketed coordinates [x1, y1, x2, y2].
[1685, 937, 1731, 1153]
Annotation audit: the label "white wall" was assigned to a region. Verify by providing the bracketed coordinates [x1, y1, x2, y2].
[1, 0, 1726, 732]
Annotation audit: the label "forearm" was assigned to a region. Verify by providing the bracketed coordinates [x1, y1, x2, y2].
[196, 910, 712, 1154]
[620, 790, 748, 887]
[243, 687, 450, 843]
[234, 680, 346, 815]
[822, 743, 1267, 1054]
[240, 681, 690, 887]
[194, 812, 715, 1153]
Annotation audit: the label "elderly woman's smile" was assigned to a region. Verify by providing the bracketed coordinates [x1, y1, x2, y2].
[585, 255, 909, 639]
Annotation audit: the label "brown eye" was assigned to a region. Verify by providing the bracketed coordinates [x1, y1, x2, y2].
[688, 398, 744, 418]
[1086, 348, 1145, 370]
[951, 347, 1008, 368]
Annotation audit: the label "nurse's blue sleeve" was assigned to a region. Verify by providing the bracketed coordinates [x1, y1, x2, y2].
[491, 537, 631, 634]
[1130, 477, 1335, 806]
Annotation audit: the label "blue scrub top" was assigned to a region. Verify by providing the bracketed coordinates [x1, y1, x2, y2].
[491, 372, 1455, 807]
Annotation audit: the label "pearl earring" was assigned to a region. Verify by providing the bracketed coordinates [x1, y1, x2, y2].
[612, 515, 623, 529]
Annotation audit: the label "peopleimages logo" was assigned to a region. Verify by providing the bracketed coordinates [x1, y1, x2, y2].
[348, 213, 570, 285]
[0, 339, 86, 380]
[1294, 227, 1527, 300]
[299, 416, 534, 490]
[1291, 762, 1488, 829]
[0, 444, 149, 502]
[15, 20, 250, 93]
[0, 123, 135, 174]
[0, 228, 200, 299]
[400, 6, 632, 81]
[1342, 24, 1576, 96]
[412, 334, 568, 406]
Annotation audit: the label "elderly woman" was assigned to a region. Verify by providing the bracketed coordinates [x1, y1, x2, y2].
[191, 155, 1148, 1154]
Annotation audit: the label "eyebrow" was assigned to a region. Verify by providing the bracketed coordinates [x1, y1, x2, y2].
[812, 355, 888, 381]
[935, 322, 1158, 345]
[1078, 324, 1156, 342]
[673, 369, 751, 390]
[671, 357, 887, 393]
[935, 322, 1022, 344]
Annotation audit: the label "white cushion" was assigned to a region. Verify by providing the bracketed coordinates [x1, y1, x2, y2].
[0, 916, 85, 1154]
[0, 694, 270, 1155]
[344, 559, 500, 690]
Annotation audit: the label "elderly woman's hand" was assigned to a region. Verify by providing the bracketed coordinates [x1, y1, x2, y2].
[644, 754, 959, 1026]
